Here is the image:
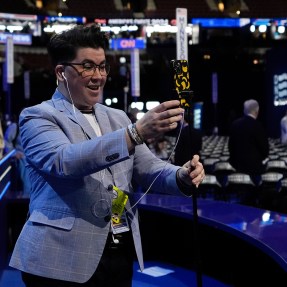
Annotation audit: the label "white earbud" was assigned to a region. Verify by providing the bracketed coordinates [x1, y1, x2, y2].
[62, 72, 67, 80]
[61, 71, 77, 115]
[112, 234, 119, 244]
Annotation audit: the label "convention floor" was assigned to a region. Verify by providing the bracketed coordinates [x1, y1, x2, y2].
[0, 261, 230, 287]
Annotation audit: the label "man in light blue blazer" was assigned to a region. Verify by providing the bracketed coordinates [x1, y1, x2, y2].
[9, 24, 205, 287]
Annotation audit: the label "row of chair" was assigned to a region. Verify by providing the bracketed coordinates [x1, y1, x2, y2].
[203, 159, 287, 181]
[200, 136, 287, 175]
[198, 171, 287, 213]
[194, 136, 287, 212]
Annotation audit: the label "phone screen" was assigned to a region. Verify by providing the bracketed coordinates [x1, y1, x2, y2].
[170, 60, 192, 107]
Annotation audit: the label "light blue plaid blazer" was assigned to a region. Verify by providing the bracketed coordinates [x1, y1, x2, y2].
[9, 90, 182, 283]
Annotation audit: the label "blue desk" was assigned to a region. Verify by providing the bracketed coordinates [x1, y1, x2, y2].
[136, 193, 287, 285]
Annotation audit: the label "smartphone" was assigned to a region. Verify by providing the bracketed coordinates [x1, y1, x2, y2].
[170, 59, 193, 107]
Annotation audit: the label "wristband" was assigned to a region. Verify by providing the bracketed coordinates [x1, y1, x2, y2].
[127, 123, 144, 145]
[134, 123, 144, 142]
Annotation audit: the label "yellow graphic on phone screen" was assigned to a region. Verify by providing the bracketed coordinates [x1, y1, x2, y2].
[171, 60, 192, 108]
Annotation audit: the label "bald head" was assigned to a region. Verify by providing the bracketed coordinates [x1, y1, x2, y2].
[244, 99, 259, 118]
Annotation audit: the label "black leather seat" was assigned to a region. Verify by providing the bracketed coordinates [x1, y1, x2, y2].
[257, 172, 284, 211]
[225, 173, 257, 205]
[198, 174, 222, 200]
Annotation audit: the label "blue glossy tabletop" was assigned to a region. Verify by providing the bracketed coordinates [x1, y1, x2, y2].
[134, 193, 287, 272]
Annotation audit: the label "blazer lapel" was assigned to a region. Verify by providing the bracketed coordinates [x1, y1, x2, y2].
[94, 104, 112, 135]
[51, 91, 97, 139]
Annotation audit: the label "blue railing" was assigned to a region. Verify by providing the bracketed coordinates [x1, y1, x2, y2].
[0, 149, 16, 201]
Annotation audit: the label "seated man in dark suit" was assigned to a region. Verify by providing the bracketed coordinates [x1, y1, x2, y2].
[228, 99, 269, 183]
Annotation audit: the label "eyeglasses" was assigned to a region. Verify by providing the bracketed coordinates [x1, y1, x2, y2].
[61, 61, 110, 77]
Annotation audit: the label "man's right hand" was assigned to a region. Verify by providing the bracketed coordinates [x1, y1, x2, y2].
[136, 100, 184, 141]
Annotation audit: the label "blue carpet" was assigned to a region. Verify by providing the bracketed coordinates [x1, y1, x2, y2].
[0, 268, 25, 287]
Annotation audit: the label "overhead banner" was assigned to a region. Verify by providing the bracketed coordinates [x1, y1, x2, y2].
[131, 49, 140, 97]
[176, 8, 188, 60]
[110, 38, 146, 50]
[0, 32, 32, 45]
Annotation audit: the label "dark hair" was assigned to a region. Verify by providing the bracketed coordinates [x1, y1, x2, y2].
[47, 24, 110, 67]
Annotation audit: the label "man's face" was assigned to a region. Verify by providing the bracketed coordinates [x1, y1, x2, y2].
[62, 47, 107, 110]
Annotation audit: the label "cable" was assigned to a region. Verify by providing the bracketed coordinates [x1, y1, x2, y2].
[62, 75, 77, 116]
[62, 78, 112, 218]
[127, 111, 188, 212]
[64, 77, 187, 212]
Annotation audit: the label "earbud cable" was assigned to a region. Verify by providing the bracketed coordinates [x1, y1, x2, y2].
[127, 111, 186, 212]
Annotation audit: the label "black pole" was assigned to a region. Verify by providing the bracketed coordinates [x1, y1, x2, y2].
[187, 106, 203, 287]
[169, 59, 203, 286]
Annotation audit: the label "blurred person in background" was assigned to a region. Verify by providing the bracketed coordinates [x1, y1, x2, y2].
[229, 99, 269, 183]
[150, 137, 170, 161]
[4, 115, 31, 198]
[127, 106, 139, 123]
